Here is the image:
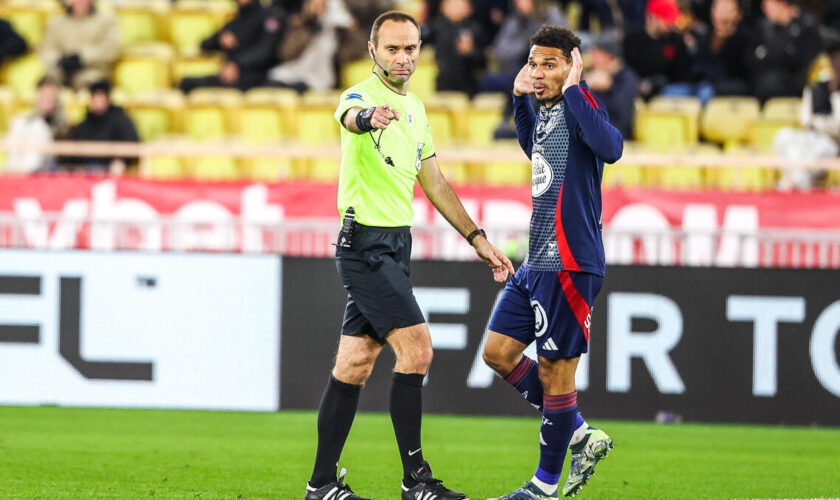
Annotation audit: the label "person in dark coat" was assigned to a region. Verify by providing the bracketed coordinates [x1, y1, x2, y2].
[180, 0, 282, 92]
[584, 32, 639, 139]
[0, 19, 28, 67]
[748, 0, 821, 102]
[424, 0, 486, 96]
[690, 0, 752, 95]
[65, 80, 139, 175]
[623, 0, 692, 99]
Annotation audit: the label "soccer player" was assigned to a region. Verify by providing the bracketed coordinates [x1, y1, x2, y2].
[482, 25, 623, 499]
[304, 10, 515, 500]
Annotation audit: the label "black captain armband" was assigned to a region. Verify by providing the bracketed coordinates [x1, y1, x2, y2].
[466, 228, 486, 246]
[355, 107, 376, 132]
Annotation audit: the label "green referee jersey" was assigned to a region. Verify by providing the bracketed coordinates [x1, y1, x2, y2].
[334, 74, 436, 227]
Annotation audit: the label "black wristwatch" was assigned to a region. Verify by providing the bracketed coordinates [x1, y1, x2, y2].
[466, 228, 486, 246]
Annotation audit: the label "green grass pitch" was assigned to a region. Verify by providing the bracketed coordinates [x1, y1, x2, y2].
[1, 406, 839, 499]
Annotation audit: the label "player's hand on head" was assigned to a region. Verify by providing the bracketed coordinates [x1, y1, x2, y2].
[562, 47, 583, 94]
[371, 103, 400, 130]
[513, 63, 534, 96]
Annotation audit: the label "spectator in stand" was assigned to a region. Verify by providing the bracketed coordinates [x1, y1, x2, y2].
[338, 0, 395, 65]
[748, 0, 821, 103]
[0, 19, 28, 68]
[428, 0, 510, 46]
[560, 0, 616, 32]
[266, 0, 354, 92]
[64, 80, 139, 176]
[776, 39, 840, 190]
[424, 0, 486, 96]
[3, 76, 70, 174]
[624, 0, 692, 100]
[584, 32, 639, 139]
[690, 0, 752, 96]
[180, 0, 281, 93]
[40, 0, 120, 90]
[481, 0, 567, 138]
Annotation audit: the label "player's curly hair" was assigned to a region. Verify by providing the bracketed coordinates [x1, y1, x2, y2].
[529, 25, 581, 62]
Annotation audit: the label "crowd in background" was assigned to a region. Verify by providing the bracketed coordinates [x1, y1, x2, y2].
[1, 0, 840, 183]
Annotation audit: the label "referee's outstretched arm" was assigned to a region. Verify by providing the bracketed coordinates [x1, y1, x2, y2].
[418, 155, 515, 282]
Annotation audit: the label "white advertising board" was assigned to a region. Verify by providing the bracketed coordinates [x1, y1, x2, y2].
[0, 250, 280, 411]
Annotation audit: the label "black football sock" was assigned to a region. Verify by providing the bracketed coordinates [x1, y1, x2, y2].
[309, 375, 361, 488]
[390, 372, 425, 487]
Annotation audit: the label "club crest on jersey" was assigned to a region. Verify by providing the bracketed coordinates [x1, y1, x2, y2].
[531, 152, 553, 197]
[532, 299, 548, 337]
[536, 103, 563, 141]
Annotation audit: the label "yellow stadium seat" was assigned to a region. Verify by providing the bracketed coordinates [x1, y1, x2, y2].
[126, 90, 184, 141]
[115, 0, 169, 47]
[341, 58, 375, 90]
[145, 155, 184, 180]
[244, 87, 299, 138]
[299, 91, 341, 145]
[173, 55, 223, 84]
[115, 45, 173, 94]
[240, 107, 284, 144]
[646, 95, 701, 144]
[711, 144, 776, 191]
[808, 53, 831, 84]
[483, 160, 530, 186]
[411, 60, 438, 101]
[748, 120, 795, 153]
[63, 89, 89, 124]
[242, 158, 295, 181]
[190, 155, 240, 181]
[307, 158, 341, 182]
[2, 1, 60, 46]
[0, 87, 16, 133]
[700, 96, 760, 146]
[603, 141, 645, 188]
[635, 110, 696, 151]
[763, 97, 801, 122]
[168, 6, 221, 55]
[468, 93, 506, 146]
[424, 92, 469, 145]
[1, 53, 44, 97]
[439, 161, 469, 185]
[183, 89, 241, 141]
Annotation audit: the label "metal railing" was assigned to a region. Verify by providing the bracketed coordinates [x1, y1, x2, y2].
[1, 214, 839, 268]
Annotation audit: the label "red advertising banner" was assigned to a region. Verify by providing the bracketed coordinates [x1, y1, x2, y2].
[0, 174, 838, 266]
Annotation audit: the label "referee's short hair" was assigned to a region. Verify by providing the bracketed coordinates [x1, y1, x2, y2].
[370, 11, 421, 46]
[530, 25, 582, 62]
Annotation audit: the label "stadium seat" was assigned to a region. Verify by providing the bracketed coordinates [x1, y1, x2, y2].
[0, 53, 44, 97]
[808, 53, 831, 84]
[244, 87, 299, 139]
[169, 2, 230, 55]
[700, 96, 760, 146]
[762, 97, 801, 123]
[299, 91, 341, 145]
[410, 58, 438, 101]
[646, 95, 701, 147]
[603, 141, 645, 188]
[145, 154, 184, 180]
[190, 155, 240, 181]
[468, 93, 506, 146]
[173, 54, 224, 86]
[635, 109, 696, 151]
[114, 44, 173, 95]
[184, 89, 242, 141]
[483, 160, 530, 186]
[424, 92, 469, 145]
[242, 157, 295, 181]
[307, 158, 341, 182]
[0, 87, 15, 133]
[63, 88, 89, 124]
[126, 90, 184, 141]
[710, 144, 777, 191]
[115, 0, 168, 47]
[439, 161, 469, 185]
[1, 0, 60, 46]
[341, 58, 375, 90]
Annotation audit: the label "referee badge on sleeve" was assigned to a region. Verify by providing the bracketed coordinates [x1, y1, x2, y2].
[415, 142, 424, 170]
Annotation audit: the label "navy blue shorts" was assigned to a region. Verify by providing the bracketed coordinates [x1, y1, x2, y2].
[488, 266, 602, 359]
[335, 225, 425, 343]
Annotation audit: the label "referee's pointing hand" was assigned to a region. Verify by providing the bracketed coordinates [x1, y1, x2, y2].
[371, 103, 401, 130]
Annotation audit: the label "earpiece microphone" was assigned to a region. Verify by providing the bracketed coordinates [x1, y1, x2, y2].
[369, 49, 389, 77]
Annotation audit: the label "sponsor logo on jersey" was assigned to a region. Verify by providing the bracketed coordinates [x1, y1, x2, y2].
[532, 299, 548, 337]
[345, 93, 363, 101]
[531, 152, 553, 197]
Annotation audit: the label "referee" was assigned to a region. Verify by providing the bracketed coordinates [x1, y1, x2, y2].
[305, 10, 514, 500]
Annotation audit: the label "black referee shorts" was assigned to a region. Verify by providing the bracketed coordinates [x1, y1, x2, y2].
[335, 224, 426, 343]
